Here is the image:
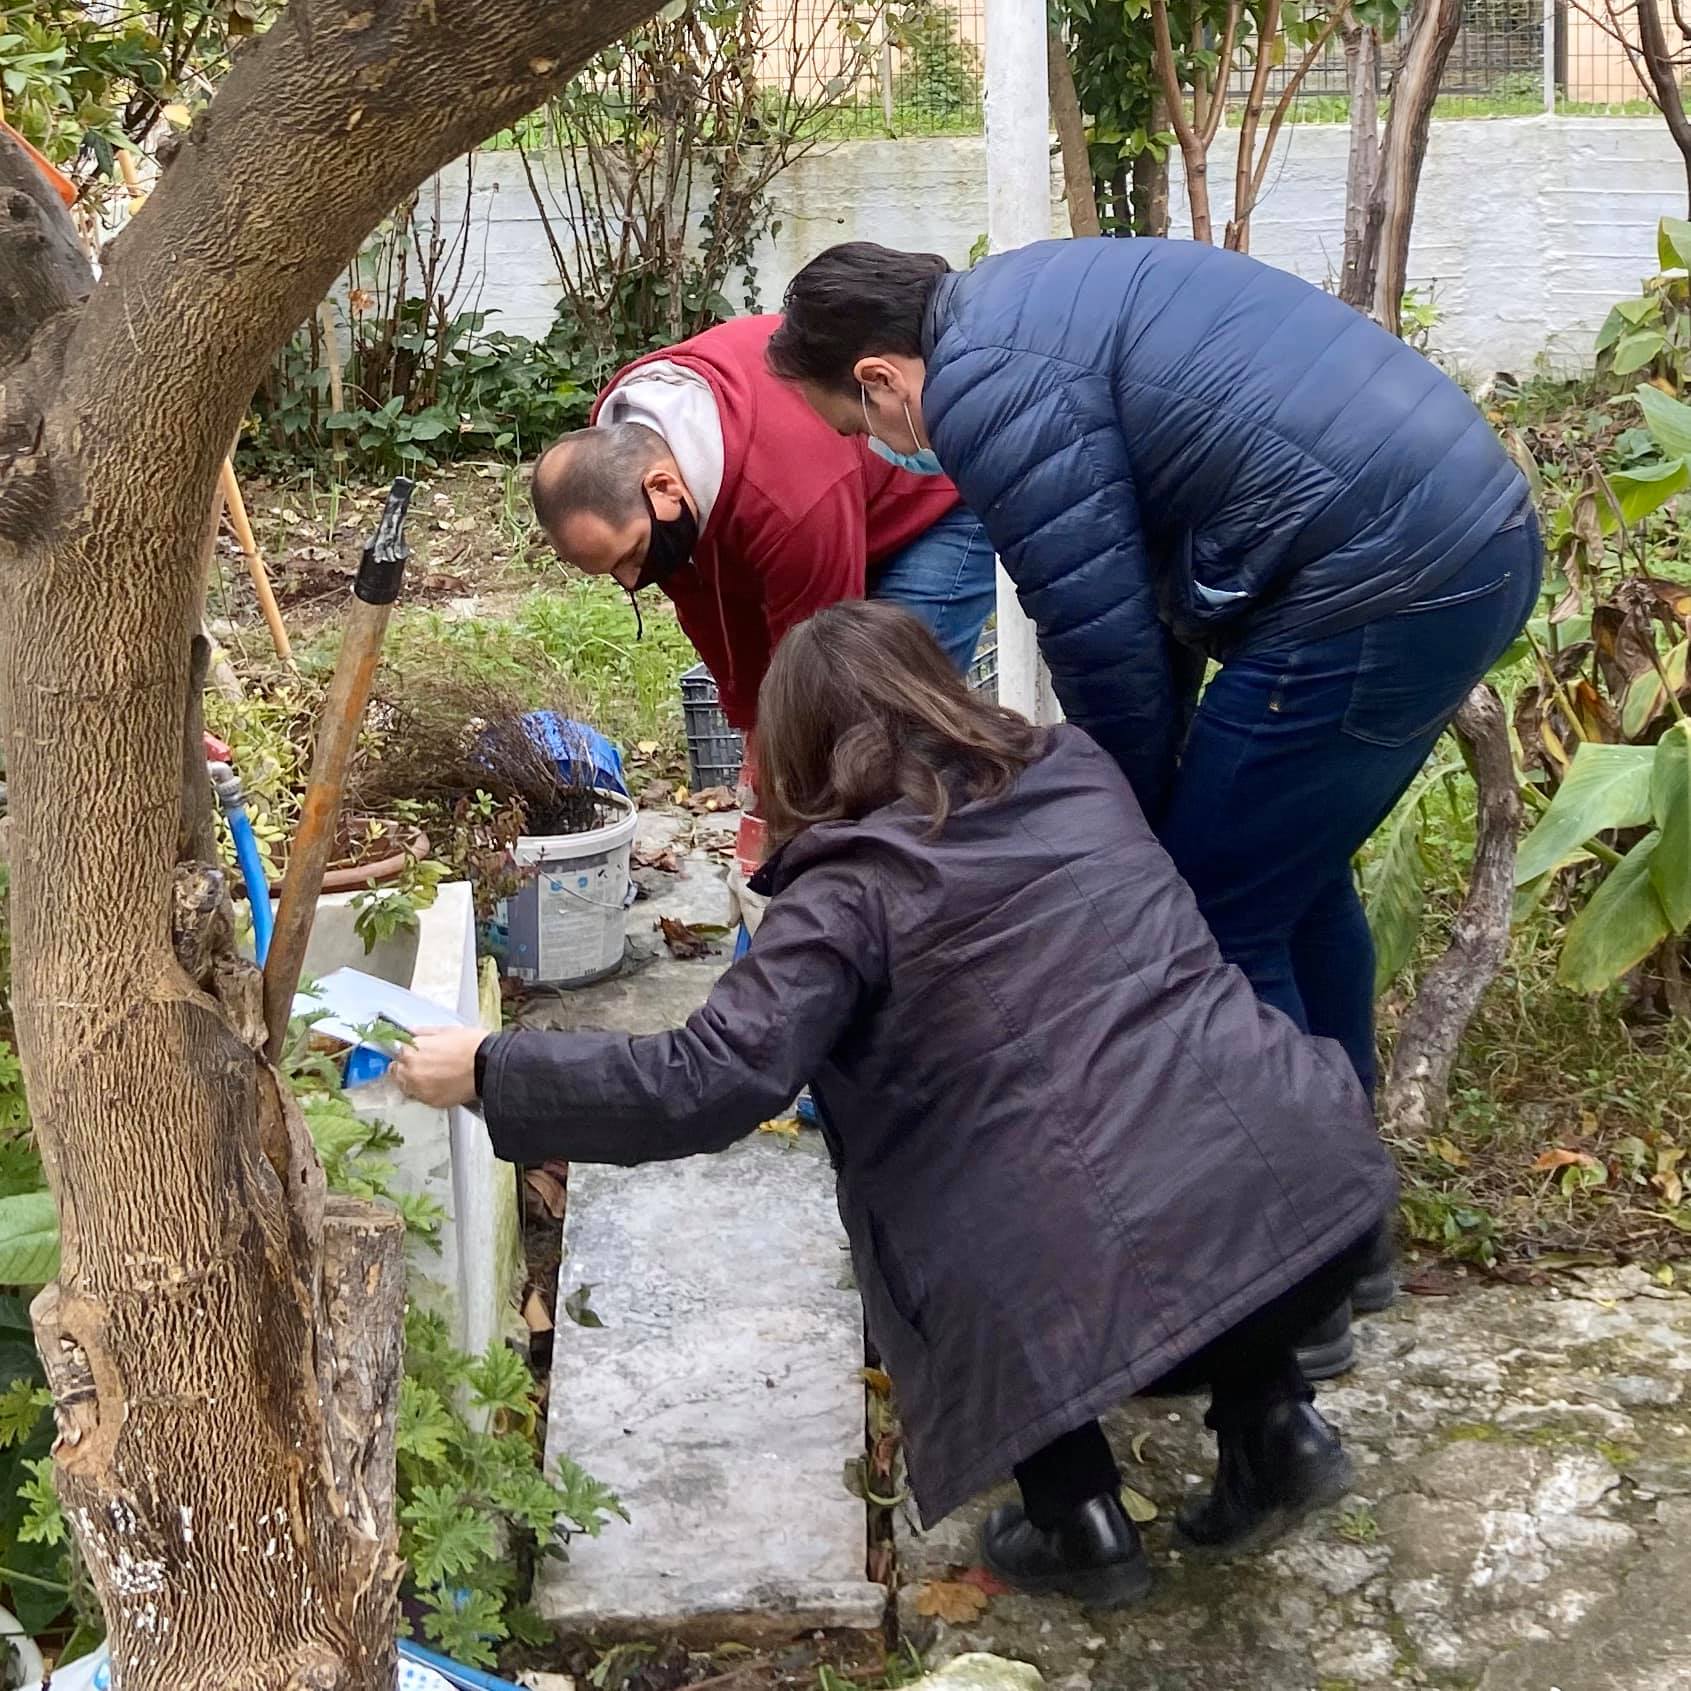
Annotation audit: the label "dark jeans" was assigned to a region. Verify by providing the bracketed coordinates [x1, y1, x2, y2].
[1158, 514, 1543, 1095]
[1015, 1222, 1385, 1527]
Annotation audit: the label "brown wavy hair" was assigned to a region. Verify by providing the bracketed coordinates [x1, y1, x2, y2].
[757, 601, 1048, 846]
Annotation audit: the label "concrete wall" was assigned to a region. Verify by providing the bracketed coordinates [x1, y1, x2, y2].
[420, 118, 1686, 380]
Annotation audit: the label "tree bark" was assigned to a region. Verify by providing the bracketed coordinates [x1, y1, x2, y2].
[1150, 0, 1214, 243]
[1338, 16, 1381, 308]
[0, 2, 657, 1685]
[1379, 687, 1520, 1139]
[1635, 0, 1691, 216]
[1048, 27, 1101, 238]
[1357, 0, 1463, 334]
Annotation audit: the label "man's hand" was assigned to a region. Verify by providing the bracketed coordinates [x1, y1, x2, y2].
[392, 1027, 487, 1109]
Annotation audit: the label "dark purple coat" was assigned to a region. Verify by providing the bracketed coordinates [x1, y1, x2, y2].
[481, 727, 1394, 1524]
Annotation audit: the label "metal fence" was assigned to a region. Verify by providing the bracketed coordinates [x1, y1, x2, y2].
[772, 0, 1658, 136]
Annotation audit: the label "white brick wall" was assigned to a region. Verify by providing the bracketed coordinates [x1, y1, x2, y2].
[415, 119, 1688, 380]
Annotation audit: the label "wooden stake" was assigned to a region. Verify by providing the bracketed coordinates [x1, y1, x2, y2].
[218, 458, 293, 665]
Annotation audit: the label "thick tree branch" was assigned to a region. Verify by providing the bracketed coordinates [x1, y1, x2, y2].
[1379, 686, 1520, 1138]
[1636, 0, 1691, 212]
[1151, 0, 1213, 243]
[0, 130, 91, 375]
[1048, 27, 1101, 238]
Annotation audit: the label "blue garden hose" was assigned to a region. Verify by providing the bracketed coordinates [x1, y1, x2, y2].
[210, 761, 273, 965]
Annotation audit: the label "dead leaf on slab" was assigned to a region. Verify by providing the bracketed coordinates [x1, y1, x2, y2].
[522, 1288, 554, 1335]
[953, 1564, 1012, 1599]
[1130, 1430, 1153, 1465]
[659, 916, 726, 959]
[562, 1283, 605, 1329]
[758, 1115, 800, 1138]
[911, 1580, 990, 1623]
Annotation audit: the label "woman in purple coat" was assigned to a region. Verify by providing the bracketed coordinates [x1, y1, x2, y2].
[396, 603, 1395, 1607]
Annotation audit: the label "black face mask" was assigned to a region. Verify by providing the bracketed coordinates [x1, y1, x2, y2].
[626, 488, 698, 641]
[636, 488, 698, 591]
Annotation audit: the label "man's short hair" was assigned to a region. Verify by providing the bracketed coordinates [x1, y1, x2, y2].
[767, 243, 952, 394]
[531, 422, 669, 534]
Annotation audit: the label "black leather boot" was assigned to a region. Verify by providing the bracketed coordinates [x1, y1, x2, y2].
[1294, 1300, 1355, 1381]
[1351, 1226, 1398, 1314]
[981, 1492, 1153, 1608]
[1176, 1395, 1354, 1553]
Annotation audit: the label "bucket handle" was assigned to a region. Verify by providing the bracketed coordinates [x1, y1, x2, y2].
[551, 878, 637, 914]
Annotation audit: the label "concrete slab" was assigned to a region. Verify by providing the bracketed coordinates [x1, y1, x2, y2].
[539, 1135, 882, 1639]
[532, 813, 881, 1640]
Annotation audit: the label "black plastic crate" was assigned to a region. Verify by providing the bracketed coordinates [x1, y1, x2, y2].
[682, 663, 745, 793]
[681, 636, 999, 792]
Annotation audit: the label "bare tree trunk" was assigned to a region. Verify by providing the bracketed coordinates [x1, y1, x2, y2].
[1339, 15, 1381, 306]
[1379, 687, 1520, 1139]
[1635, 0, 1691, 215]
[1132, 99, 1172, 237]
[0, 2, 656, 1685]
[1354, 0, 1463, 334]
[1150, 0, 1216, 242]
[1048, 27, 1101, 238]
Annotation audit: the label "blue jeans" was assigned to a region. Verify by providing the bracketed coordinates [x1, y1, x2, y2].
[1158, 515, 1542, 1095]
[869, 504, 996, 672]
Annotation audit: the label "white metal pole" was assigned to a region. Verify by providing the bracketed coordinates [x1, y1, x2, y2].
[1542, 0, 1556, 115]
[984, 0, 1057, 723]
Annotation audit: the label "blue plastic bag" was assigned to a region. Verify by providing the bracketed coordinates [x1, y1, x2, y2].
[520, 712, 627, 797]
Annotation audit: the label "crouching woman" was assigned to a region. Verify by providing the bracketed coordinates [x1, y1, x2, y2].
[394, 601, 1396, 1607]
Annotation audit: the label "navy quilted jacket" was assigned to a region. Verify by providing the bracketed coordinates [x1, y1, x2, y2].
[921, 238, 1528, 816]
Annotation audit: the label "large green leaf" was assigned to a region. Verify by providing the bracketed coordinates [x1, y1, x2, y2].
[1362, 757, 1461, 994]
[1609, 456, 1690, 527]
[0, 1193, 59, 1287]
[1515, 742, 1655, 884]
[1559, 833, 1673, 993]
[1659, 214, 1691, 271]
[1651, 720, 1691, 930]
[1364, 801, 1430, 995]
[1614, 329, 1667, 376]
[1637, 384, 1691, 460]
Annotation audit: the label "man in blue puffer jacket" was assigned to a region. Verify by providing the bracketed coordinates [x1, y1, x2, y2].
[769, 238, 1541, 1375]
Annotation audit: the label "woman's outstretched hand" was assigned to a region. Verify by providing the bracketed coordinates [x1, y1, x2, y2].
[392, 1027, 486, 1109]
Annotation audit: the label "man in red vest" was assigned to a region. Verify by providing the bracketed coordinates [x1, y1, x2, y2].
[531, 315, 993, 796]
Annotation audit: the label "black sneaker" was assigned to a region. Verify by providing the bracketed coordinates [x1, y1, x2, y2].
[981, 1492, 1153, 1608]
[1176, 1397, 1354, 1553]
[1295, 1301, 1356, 1381]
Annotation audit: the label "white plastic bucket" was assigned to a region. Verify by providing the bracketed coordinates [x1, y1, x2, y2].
[505, 791, 640, 988]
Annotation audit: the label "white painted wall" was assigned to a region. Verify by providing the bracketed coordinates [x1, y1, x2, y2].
[422, 118, 1686, 380]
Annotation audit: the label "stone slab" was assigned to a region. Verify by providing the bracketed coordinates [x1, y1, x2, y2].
[539, 1136, 882, 1638]
[893, 1267, 1691, 1691]
[534, 810, 880, 1639]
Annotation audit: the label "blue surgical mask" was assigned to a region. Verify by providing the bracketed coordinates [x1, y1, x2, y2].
[862, 386, 944, 476]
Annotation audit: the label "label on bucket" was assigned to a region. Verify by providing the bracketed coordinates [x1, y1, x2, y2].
[532, 848, 624, 984]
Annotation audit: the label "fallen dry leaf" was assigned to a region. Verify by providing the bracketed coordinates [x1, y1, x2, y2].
[522, 1288, 554, 1335]
[860, 1366, 893, 1397]
[658, 916, 719, 960]
[636, 740, 660, 756]
[524, 1167, 567, 1221]
[1428, 1136, 1469, 1169]
[687, 785, 736, 814]
[1120, 1484, 1158, 1524]
[911, 1580, 989, 1624]
[1533, 1148, 1600, 1172]
[953, 1564, 1012, 1599]
[1129, 1430, 1153, 1465]
[633, 844, 681, 874]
